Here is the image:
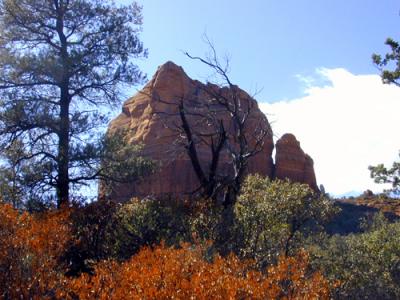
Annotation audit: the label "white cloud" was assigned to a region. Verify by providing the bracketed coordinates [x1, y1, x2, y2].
[260, 68, 400, 196]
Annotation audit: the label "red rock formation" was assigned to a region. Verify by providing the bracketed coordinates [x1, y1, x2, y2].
[106, 61, 275, 202]
[274, 134, 318, 191]
[103, 62, 319, 202]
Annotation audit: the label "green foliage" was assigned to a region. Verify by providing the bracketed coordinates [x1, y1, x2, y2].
[99, 130, 157, 199]
[112, 198, 191, 258]
[369, 153, 400, 195]
[373, 37, 400, 86]
[310, 214, 400, 299]
[188, 201, 224, 243]
[0, 129, 155, 207]
[64, 198, 194, 275]
[110, 197, 230, 259]
[0, 138, 58, 210]
[63, 176, 342, 276]
[371, 36, 400, 195]
[234, 175, 339, 266]
[0, 139, 36, 208]
[94, 176, 339, 270]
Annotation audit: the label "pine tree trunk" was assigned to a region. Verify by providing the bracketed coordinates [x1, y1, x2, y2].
[55, 2, 70, 207]
[57, 88, 70, 207]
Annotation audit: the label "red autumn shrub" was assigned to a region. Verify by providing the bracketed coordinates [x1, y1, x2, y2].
[59, 243, 330, 299]
[0, 203, 72, 299]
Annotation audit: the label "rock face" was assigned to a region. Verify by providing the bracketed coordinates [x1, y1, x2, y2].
[274, 134, 318, 191]
[104, 61, 318, 202]
[106, 61, 274, 202]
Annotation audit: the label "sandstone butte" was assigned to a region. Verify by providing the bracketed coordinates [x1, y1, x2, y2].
[104, 61, 318, 202]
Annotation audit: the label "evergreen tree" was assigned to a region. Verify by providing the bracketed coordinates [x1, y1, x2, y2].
[0, 0, 147, 206]
[370, 37, 400, 194]
[369, 154, 400, 195]
[372, 37, 400, 86]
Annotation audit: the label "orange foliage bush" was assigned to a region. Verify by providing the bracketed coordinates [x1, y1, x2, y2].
[60, 243, 330, 299]
[0, 203, 72, 299]
[0, 203, 330, 299]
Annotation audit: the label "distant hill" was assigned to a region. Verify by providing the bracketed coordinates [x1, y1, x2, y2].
[326, 195, 400, 235]
[334, 190, 362, 198]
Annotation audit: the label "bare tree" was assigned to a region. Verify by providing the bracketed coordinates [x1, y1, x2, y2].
[153, 42, 271, 207]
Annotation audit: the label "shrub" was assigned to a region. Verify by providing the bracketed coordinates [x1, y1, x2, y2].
[64, 197, 221, 274]
[110, 197, 233, 259]
[111, 198, 192, 258]
[311, 214, 400, 299]
[234, 175, 339, 267]
[62, 175, 341, 277]
[63, 200, 119, 275]
[0, 203, 72, 299]
[58, 242, 331, 299]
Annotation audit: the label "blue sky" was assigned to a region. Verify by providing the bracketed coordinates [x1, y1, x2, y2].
[115, 0, 400, 196]
[123, 0, 400, 102]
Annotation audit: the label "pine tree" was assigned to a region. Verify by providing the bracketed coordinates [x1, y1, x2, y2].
[0, 0, 147, 206]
